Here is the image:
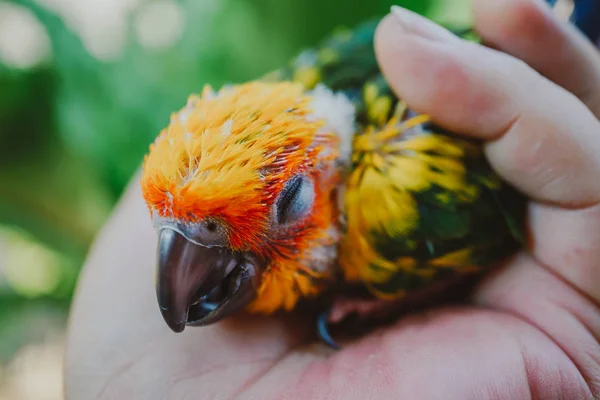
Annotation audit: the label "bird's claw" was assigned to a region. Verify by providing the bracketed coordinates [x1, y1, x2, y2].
[316, 308, 341, 350]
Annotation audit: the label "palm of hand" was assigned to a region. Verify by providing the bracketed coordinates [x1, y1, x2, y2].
[64, 185, 596, 399]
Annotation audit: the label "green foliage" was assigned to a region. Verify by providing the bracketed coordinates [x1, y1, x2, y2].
[11, 0, 437, 197]
[0, 0, 473, 359]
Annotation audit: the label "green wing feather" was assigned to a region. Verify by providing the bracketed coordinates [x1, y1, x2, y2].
[266, 19, 526, 298]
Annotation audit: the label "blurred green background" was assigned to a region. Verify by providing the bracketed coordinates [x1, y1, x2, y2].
[0, 0, 470, 397]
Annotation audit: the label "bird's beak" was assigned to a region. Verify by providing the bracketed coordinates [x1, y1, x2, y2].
[156, 228, 262, 333]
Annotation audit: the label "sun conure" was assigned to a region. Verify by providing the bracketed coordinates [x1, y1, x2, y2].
[140, 17, 527, 344]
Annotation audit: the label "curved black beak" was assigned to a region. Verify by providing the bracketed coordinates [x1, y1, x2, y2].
[156, 228, 261, 333]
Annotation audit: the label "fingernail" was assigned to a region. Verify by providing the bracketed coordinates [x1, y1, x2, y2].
[390, 5, 459, 42]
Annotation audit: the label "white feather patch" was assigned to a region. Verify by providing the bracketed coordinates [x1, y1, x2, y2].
[308, 225, 340, 272]
[306, 84, 356, 165]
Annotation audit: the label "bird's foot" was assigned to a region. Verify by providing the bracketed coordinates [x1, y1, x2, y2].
[315, 296, 402, 350]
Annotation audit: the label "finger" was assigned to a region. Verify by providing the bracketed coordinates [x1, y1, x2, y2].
[374, 10, 600, 304]
[473, 0, 600, 117]
[527, 202, 600, 304]
[474, 252, 600, 395]
[375, 10, 600, 209]
[389, 5, 462, 43]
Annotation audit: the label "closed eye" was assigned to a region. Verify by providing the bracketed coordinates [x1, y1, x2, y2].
[276, 174, 315, 225]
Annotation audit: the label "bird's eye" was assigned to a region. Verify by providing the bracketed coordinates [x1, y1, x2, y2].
[186, 219, 228, 246]
[276, 175, 315, 225]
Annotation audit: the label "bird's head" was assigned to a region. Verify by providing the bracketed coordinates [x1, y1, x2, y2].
[141, 81, 355, 332]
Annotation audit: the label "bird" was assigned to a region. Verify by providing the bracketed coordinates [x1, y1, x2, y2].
[140, 14, 532, 348]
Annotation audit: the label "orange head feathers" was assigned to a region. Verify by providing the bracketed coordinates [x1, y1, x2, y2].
[141, 81, 356, 330]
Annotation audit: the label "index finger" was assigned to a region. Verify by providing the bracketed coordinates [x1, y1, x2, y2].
[374, 9, 600, 304]
[474, 0, 600, 117]
[375, 11, 600, 209]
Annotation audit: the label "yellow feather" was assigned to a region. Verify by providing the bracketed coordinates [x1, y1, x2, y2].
[142, 81, 327, 221]
[293, 66, 321, 89]
[339, 112, 482, 290]
[369, 96, 393, 126]
[363, 83, 378, 106]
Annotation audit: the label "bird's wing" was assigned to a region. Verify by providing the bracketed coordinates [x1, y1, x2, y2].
[264, 18, 525, 299]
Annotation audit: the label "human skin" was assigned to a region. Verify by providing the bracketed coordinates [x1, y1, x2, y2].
[64, 0, 600, 398]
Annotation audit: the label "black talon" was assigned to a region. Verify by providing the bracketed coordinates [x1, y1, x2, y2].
[316, 309, 341, 350]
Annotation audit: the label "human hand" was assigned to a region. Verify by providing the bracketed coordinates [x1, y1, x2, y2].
[64, 1, 600, 398]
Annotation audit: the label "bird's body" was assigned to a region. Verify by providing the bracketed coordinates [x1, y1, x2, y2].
[141, 19, 526, 337]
